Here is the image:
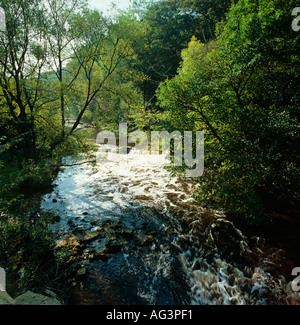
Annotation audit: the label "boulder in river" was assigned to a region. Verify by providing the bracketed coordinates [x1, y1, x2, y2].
[208, 218, 254, 266]
[210, 219, 242, 251]
[72, 229, 99, 243]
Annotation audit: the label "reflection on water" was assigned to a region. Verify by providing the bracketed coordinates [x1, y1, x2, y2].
[41, 146, 300, 305]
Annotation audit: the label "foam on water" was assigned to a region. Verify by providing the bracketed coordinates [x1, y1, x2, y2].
[41, 146, 300, 305]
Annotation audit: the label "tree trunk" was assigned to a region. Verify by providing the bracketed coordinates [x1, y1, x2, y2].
[59, 51, 65, 139]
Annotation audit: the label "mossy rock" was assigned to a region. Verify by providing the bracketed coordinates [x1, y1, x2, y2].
[72, 229, 99, 243]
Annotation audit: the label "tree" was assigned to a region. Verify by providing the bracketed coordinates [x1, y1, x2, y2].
[127, 0, 200, 109]
[42, 0, 88, 138]
[178, 0, 237, 40]
[0, 0, 137, 166]
[65, 9, 139, 133]
[157, 0, 300, 221]
[0, 0, 48, 162]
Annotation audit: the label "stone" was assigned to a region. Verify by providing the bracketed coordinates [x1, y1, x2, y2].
[15, 291, 61, 305]
[208, 218, 256, 266]
[210, 218, 242, 253]
[56, 235, 81, 250]
[136, 233, 154, 246]
[73, 229, 99, 242]
[77, 267, 87, 280]
[0, 291, 15, 305]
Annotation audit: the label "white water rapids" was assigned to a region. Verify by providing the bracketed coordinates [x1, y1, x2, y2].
[41, 145, 300, 305]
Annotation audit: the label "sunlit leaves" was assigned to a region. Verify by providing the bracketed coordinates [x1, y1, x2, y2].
[157, 0, 300, 221]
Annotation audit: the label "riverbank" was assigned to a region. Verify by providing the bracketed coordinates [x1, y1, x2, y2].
[0, 128, 98, 301]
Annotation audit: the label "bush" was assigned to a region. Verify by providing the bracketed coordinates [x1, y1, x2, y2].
[0, 212, 56, 296]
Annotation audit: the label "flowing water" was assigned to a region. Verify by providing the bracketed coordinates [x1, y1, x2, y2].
[41, 144, 300, 305]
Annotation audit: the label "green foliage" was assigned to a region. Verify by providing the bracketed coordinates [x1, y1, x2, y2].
[0, 136, 28, 212]
[126, 0, 202, 107]
[158, 0, 300, 221]
[0, 213, 56, 295]
[0, 0, 299, 300]
[0, 138, 59, 296]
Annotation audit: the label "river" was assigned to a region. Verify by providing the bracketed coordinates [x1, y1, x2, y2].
[40, 143, 300, 305]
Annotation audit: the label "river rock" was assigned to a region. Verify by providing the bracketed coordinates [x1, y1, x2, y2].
[73, 229, 99, 242]
[209, 218, 243, 259]
[15, 291, 61, 305]
[56, 234, 81, 250]
[0, 291, 15, 305]
[77, 267, 87, 280]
